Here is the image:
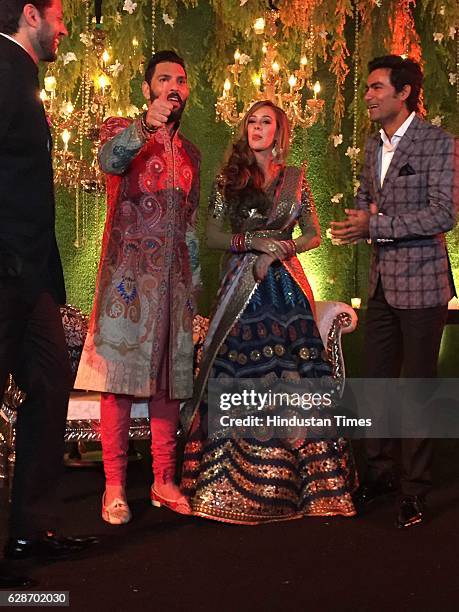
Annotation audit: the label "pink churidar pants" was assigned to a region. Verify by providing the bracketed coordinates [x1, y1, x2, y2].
[100, 391, 180, 486]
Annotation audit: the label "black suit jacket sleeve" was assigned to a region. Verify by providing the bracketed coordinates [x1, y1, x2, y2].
[0, 63, 14, 142]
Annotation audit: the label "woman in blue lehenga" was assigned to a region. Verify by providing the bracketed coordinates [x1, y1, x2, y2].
[181, 101, 356, 524]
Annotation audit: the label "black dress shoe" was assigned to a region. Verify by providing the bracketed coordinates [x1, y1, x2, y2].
[45, 531, 100, 548]
[4, 533, 100, 561]
[0, 571, 36, 588]
[396, 496, 425, 529]
[353, 479, 397, 510]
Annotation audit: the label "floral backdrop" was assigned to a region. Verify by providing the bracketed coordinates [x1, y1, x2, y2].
[47, 0, 459, 320]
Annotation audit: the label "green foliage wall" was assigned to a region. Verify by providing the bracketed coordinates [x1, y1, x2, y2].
[56, 9, 370, 315]
[56, 0, 458, 329]
[55, 188, 106, 314]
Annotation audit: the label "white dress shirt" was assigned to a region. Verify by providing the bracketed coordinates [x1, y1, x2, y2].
[379, 111, 416, 186]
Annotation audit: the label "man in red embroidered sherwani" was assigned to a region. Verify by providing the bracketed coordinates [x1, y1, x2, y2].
[75, 50, 201, 523]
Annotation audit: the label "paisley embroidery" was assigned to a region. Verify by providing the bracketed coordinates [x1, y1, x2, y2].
[75, 117, 201, 398]
[116, 275, 137, 304]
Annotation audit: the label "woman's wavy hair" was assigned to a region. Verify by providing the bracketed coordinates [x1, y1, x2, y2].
[222, 100, 290, 220]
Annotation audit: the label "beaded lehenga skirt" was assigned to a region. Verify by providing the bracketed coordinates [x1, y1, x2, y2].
[181, 263, 357, 524]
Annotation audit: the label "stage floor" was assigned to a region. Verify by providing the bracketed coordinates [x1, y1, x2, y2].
[1, 439, 459, 610]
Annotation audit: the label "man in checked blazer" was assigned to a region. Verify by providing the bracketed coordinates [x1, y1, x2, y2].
[331, 55, 458, 528]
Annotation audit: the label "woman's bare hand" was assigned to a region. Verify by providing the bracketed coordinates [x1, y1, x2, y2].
[253, 253, 275, 282]
[250, 237, 288, 260]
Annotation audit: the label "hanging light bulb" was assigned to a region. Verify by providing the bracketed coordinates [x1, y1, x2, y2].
[234, 49, 241, 63]
[61, 129, 71, 152]
[44, 76, 57, 92]
[313, 81, 321, 98]
[253, 17, 265, 35]
[288, 74, 297, 89]
[63, 100, 74, 115]
[97, 74, 109, 95]
[102, 50, 110, 65]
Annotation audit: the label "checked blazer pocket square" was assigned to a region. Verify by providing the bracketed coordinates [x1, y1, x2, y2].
[398, 163, 416, 176]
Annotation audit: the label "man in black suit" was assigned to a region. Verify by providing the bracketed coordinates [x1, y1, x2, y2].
[0, 0, 97, 585]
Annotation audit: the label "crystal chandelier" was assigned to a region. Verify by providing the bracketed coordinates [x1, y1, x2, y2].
[40, 14, 115, 247]
[37, 0, 152, 248]
[40, 27, 109, 196]
[216, 9, 324, 130]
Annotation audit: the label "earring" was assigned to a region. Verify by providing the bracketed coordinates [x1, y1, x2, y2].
[272, 143, 282, 161]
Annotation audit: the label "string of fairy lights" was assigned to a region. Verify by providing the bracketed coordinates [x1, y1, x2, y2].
[151, 0, 156, 55]
[351, 2, 361, 310]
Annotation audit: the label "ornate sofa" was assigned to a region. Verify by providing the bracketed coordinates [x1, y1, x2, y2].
[0, 301, 357, 486]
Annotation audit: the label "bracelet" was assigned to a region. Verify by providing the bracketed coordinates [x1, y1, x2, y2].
[244, 231, 254, 250]
[279, 239, 297, 260]
[139, 118, 153, 140]
[140, 111, 158, 137]
[288, 239, 297, 256]
[230, 233, 246, 253]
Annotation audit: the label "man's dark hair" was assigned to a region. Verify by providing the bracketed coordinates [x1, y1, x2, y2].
[0, 0, 52, 35]
[144, 50, 186, 85]
[368, 55, 423, 113]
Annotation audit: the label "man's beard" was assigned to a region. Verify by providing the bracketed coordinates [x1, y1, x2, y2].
[150, 90, 186, 124]
[37, 24, 58, 61]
